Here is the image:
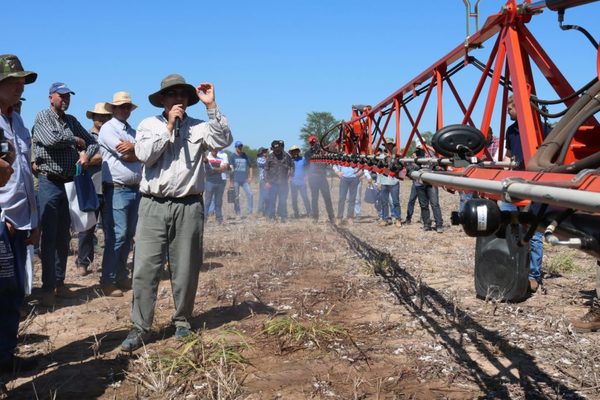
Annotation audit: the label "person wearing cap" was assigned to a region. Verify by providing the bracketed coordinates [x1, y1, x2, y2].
[376, 138, 402, 226]
[0, 54, 39, 373]
[229, 140, 254, 218]
[304, 135, 335, 223]
[32, 82, 99, 306]
[256, 147, 269, 216]
[265, 140, 292, 222]
[98, 92, 142, 297]
[120, 74, 232, 352]
[74, 102, 111, 277]
[289, 144, 311, 218]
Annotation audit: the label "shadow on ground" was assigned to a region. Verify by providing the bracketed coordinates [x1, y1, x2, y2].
[6, 330, 129, 400]
[334, 225, 585, 399]
[7, 300, 274, 399]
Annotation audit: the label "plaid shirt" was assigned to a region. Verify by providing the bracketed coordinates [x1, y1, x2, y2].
[265, 151, 292, 184]
[32, 108, 99, 178]
[486, 136, 499, 161]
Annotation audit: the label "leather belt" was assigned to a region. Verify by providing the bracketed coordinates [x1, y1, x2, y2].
[39, 171, 73, 183]
[103, 182, 140, 190]
[141, 193, 202, 203]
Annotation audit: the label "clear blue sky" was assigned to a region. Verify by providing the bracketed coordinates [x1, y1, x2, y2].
[6, 1, 599, 150]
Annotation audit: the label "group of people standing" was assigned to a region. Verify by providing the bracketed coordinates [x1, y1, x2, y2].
[3, 49, 589, 385]
[0, 53, 233, 373]
[201, 134, 446, 233]
[203, 135, 337, 224]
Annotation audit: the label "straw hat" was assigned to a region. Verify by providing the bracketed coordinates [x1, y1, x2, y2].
[289, 145, 300, 151]
[148, 74, 199, 108]
[108, 91, 137, 111]
[86, 102, 112, 120]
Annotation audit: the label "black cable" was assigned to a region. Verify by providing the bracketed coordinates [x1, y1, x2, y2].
[553, 208, 576, 226]
[521, 204, 548, 245]
[530, 77, 598, 106]
[558, 9, 599, 49]
[535, 105, 570, 119]
[468, 56, 513, 90]
[377, 58, 472, 115]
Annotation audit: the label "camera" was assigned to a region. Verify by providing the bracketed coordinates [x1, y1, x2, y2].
[0, 128, 11, 156]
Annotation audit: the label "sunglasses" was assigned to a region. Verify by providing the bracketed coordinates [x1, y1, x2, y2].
[164, 89, 188, 98]
[94, 114, 112, 122]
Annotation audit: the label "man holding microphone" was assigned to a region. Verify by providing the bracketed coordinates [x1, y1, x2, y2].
[121, 74, 232, 351]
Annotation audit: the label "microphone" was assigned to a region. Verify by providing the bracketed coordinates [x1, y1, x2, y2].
[174, 117, 181, 137]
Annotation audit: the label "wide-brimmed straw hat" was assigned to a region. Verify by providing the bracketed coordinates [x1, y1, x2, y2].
[0, 54, 37, 84]
[107, 91, 137, 111]
[86, 102, 112, 120]
[148, 74, 199, 107]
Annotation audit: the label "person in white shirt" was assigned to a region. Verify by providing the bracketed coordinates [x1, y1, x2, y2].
[98, 92, 141, 297]
[204, 149, 229, 223]
[121, 74, 232, 352]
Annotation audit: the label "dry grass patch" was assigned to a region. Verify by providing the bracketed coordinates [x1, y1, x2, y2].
[263, 316, 350, 351]
[126, 328, 250, 400]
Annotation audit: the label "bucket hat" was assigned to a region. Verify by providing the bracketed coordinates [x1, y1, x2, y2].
[0, 54, 37, 84]
[148, 74, 199, 107]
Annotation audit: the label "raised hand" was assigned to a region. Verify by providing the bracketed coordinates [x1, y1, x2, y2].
[196, 83, 216, 109]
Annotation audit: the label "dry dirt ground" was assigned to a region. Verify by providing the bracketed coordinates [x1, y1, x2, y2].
[2, 179, 600, 399]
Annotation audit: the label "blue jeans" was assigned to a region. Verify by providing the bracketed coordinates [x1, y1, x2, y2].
[405, 182, 418, 221]
[381, 183, 401, 221]
[258, 180, 268, 215]
[337, 177, 359, 219]
[355, 181, 362, 216]
[233, 181, 253, 215]
[416, 184, 444, 228]
[38, 175, 71, 291]
[499, 202, 544, 282]
[267, 181, 289, 220]
[204, 180, 226, 222]
[101, 186, 140, 285]
[0, 230, 27, 362]
[290, 182, 311, 217]
[77, 194, 103, 268]
[374, 189, 383, 219]
[308, 175, 335, 221]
